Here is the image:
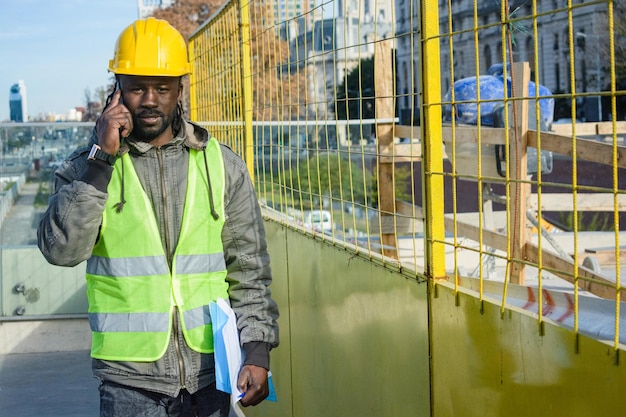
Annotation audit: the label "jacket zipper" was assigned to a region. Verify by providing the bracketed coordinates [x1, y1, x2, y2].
[172, 307, 186, 390]
[157, 147, 186, 390]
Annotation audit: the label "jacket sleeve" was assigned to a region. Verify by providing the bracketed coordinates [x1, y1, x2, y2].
[220, 145, 279, 368]
[37, 146, 113, 267]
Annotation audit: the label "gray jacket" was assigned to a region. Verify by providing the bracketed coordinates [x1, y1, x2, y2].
[37, 120, 279, 397]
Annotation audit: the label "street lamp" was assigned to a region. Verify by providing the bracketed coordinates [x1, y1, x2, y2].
[576, 32, 602, 121]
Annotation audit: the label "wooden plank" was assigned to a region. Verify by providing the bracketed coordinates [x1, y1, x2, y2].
[443, 215, 621, 299]
[375, 39, 397, 259]
[527, 130, 626, 169]
[529, 193, 626, 211]
[551, 122, 603, 136]
[394, 125, 420, 140]
[442, 125, 510, 145]
[509, 62, 531, 285]
[582, 246, 626, 264]
[394, 124, 511, 145]
[395, 124, 626, 170]
[443, 216, 509, 253]
[596, 121, 626, 135]
[379, 142, 423, 163]
[525, 244, 620, 299]
[550, 121, 626, 137]
[396, 199, 425, 220]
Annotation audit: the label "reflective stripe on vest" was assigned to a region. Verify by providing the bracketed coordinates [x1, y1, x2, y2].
[86, 138, 227, 362]
[87, 253, 225, 278]
[89, 306, 211, 332]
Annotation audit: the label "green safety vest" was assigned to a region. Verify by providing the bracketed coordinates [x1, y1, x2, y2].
[86, 139, 227, 362]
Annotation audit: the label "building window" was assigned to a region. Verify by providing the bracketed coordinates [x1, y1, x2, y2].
[484, 44, 492, 70]
[553, 33, 559, 51]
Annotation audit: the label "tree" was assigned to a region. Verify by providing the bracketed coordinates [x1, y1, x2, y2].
[151, 0, 222, 37]
[152, 0, 307, 120]
[286, 153, 370, 208]
[94, 86, 110, 109]
[335, 56, 376, 120]
[83, 87, 104, 122]
[84, 88, 92, 110]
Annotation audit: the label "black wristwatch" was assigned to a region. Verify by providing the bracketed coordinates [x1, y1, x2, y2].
[87, 144, 117, 165]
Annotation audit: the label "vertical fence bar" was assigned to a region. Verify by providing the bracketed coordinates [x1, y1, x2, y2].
[188, 38, 198, 122]
[421, 0, 446, 280]
[239, 0, 254, 181]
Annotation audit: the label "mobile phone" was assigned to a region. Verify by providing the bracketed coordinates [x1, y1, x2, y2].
[116, 82, 123, 105]
[116, 82, 127, 141]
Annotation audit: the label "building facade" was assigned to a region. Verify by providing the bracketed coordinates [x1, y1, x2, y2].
[288, 0, 393, 122]
[394, 0, 609, 123]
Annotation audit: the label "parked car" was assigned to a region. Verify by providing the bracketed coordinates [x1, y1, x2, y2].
[301, 210, 333, 232]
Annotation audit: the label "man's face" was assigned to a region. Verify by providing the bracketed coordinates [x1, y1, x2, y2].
[117, 75, 182, 144]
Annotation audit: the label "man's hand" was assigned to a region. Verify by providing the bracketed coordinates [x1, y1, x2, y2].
[237, 364, 269, 407]
[95, 89, 132, 155]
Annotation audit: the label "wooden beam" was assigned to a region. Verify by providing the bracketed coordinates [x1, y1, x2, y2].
[525, 244, 621, 299]
[509, 62, 531, 285]
[375, 39, 397, 259]
[443, 216, 508, 250]
[378, 142, 423, 163]
[443, 215, 621, 299]
[394, 124, 512, 145]
[529, 193, 626, 212]
[582, 246, 626, 264]
[527, 130, 626, 169]
[550, 121, 626, 137]
[394, 124, 626, 169]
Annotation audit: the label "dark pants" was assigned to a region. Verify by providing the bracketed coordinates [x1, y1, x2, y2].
[99, 381, 230, 417]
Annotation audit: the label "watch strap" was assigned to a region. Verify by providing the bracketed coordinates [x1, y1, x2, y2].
[88, 144, 117, 165]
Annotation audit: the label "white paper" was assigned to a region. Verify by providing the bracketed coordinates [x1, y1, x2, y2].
[214, 298, 246, 417]
[212, 298, 277, 415]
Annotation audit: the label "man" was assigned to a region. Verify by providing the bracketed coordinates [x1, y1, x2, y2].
[37, 18, 279, 417]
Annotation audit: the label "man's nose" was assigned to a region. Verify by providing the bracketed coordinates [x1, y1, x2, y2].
[141, 89, 158, 107]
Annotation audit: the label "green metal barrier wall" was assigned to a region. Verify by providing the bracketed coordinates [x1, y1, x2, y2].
[250, 221, 431, 417]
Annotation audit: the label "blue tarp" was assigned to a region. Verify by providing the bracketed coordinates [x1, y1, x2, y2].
[443, 63, 554, 129]
[442, 63, 554, 175]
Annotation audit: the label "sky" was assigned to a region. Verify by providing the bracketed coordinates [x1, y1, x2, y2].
[0, 0, 140, 120]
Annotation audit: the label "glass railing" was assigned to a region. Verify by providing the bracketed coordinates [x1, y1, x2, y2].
[0, 122, 93, 318]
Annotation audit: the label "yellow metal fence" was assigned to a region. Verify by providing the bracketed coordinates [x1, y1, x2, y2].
[189, 0, 625, 351]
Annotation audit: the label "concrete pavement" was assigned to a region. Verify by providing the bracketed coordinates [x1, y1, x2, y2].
[0, 181, 99, 416]
[0, 350, 99, 417]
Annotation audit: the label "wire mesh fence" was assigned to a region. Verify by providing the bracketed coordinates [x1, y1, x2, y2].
[188, 0, 625, 349]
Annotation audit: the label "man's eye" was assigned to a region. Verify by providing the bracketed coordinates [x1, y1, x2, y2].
[157, 88, 169, 93]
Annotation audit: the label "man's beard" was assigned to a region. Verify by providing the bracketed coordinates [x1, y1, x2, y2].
[132, 108, 177, 142]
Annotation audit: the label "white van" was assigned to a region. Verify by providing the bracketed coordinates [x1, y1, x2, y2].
[301, 210, 333, 232]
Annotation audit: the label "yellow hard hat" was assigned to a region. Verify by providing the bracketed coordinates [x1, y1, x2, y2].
[109, 18, 191, 77]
